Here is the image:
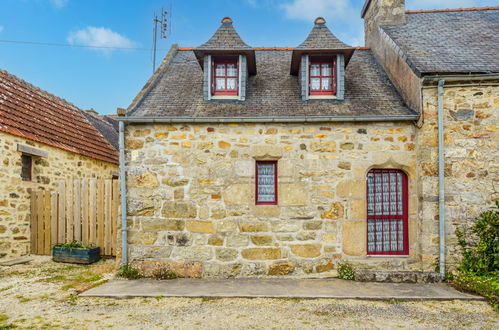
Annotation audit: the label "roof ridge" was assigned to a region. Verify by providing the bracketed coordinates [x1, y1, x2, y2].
[406, 6, 499, 14]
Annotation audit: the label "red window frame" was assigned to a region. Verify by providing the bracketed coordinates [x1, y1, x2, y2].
[212, 56, 239, 96]
[255, 161, 278, 205]
[366, 169, 409, 255]
[21, 154, 32, 181]
[309, 56, 337, 96]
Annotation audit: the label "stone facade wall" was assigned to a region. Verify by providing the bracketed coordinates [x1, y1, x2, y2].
[0, 131, 118, 260]
[417, 83, 499, 270]
[125, 121, 424, 277]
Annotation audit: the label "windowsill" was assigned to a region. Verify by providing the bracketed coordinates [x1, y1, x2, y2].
[308, 95, 337, 100]
[211, 95, 238, 100]
[367, 255, 409, 258]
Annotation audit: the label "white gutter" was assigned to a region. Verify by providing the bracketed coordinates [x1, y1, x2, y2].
[437, 79, 446, 278]
[118, 121, 128, 265]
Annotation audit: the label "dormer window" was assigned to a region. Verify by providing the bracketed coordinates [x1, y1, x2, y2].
[212, 57, 238, 96]
[309, 56, 336, 96]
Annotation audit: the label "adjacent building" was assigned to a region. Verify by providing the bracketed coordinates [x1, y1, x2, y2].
[0, 69, 119, 260]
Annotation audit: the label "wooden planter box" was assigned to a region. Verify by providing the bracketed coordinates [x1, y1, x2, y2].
[52, 247, 100, 264]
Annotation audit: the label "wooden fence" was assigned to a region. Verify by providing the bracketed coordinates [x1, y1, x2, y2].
[30, 179, 119, 256]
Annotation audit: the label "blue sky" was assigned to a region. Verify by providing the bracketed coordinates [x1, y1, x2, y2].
[1, 0, 497, 114]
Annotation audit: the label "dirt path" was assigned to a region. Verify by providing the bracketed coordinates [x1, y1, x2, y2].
[0, 256, 497, 329]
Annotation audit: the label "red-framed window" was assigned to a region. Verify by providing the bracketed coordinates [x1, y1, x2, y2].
[366, 169, 408, 255]
[255, 161, 278, 205]
[21, 154, 32, 181]
[309, 56, 336, 95]
[212, 57, 238, 96]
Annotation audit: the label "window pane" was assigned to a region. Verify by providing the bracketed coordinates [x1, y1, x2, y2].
[310, 64, 320, 76]
[321, 63, 332, 76]
[215, 78, 225, 90]
[226, 63, 237, 76]
[215, 64, 225, 76]
[257, 163, 275, 202]
[367, 170, 406, 254]
[21, 155, 31, 181]
[310, 78, 320, 90]
[226, 78, 237, 90]
[321, 78, 332, 90]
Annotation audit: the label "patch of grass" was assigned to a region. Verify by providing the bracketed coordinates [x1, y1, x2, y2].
[0, 285, 13, 293]
[277, 297, 301, 303]
[0, 314, 9, 322]
[151, 267, 177, 280]
[15, 296, 31, 303]
[0, 324, 16, 329]
[450, 271, 498, 310]
[116, 264, 143, 280]
[154, 296, 163, 301]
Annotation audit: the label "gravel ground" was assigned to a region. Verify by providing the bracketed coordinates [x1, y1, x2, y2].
[0, 256, 497, 329]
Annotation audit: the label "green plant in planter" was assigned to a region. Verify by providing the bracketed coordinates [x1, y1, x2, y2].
[54, 241, 95, 250]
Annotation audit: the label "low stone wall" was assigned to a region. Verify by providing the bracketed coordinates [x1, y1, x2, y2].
[125, 121, 421, 277]
[0, 131, 118, 260]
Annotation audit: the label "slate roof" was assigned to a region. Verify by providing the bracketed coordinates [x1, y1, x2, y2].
[196, 17, 252, 51]
[0, 69, 119, 164]
[381, 8, 499, 75]
[82, 111, 119, 151]
[128, 48, 416, 119]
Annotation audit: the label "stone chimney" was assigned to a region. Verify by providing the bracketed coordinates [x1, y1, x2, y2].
[361, 0, 405, 47]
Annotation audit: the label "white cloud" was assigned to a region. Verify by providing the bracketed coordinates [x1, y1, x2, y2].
[67, 26, 136, 55]
[280, 0, 356, 24]
[50, 0, 68, 8]
[0, 26, 4, 33]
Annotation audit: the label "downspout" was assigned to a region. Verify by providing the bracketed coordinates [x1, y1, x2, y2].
[437, 79, 445, 278]
[119, 120, 128, 264]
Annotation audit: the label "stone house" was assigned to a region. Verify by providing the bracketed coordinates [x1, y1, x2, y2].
[119, 1, 498, 278]
[0, 69, 119, 260]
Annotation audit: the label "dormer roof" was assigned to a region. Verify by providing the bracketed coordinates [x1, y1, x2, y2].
[194, 17, 257, 74]
[290, 17, 355, 75]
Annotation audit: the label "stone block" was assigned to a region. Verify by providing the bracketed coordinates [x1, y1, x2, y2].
[290, 244, 322, 258]
[271, 221, 300, 232]
[172, 247, 213, 261]
[241, 262, 267, 276]
[186, 220, 215, 234]
[129, 245, 171, 259]
[349, 200, 366, 220]
[251, 235, 273, 246]
[315, 258, 334, 273]
[241, 248, 283, 260]
[141, 219, 185, 231]
[208, 235, 224, 246]
[303, 221, 322, 230]
[132, 260, 202, 278]
[210, 206, 226, 219]
[162, 177, 189, 187]
[279, 184, 308, 206]
[125, 139, 144, 149]
[156, 232, 192, 246]
[251, 145, 282, 159]
[336, 180, 365, 199]
[234, 160, 253, 177]
[217, 221, 237, 233]
[268, 261, 295, 275]
[310, 140, 336, 152]
[162, 201, 197, 218]
[296, 232, 316, 241]
[223, 184, 254, 205]
[215, 248, 239, 262]
[128, 200, 155, 216]
[321, 202, 344, 220]
[342, 221, 366, 256]
[239, 222, 269, 233]
[254, 205, 280, 217]
[129, 172, 158, 187]
[226, 234, 249, 247]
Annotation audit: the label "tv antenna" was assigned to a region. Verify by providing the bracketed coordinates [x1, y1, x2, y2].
[152, 5, 171, 73]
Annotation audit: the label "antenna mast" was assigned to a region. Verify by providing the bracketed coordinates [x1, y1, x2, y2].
[152, 5, 171, 73]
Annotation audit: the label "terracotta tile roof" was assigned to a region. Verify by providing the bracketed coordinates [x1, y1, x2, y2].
[381, 8, 499, 75]
[0, 69, 119, 164]
[128, 49, 416, 119]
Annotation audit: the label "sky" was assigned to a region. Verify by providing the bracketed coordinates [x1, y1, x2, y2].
[0, 0, 497, 114]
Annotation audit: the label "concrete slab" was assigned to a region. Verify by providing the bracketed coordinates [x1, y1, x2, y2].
[0, 257, 33, 266]
[80, 278, 483, 301]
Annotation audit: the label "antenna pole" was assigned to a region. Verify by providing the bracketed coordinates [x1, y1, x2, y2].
[152, 5, 172, 74]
